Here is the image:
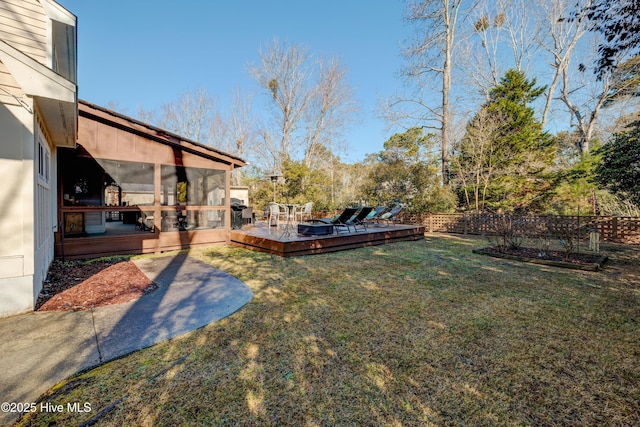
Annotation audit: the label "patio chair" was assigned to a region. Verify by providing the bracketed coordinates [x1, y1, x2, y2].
[242, 206, 254, 225]
[332, 207, 360, 233]
[375, 204, 403, 226]
[268, 202, 285, 227]
[296, 202, 313, 222]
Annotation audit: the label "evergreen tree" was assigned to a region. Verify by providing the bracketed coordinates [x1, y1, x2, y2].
[454, 69, 556, 211]
[595, 121, 640, 207]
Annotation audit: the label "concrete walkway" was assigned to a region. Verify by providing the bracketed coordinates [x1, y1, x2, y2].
[0, 253, 253, 425]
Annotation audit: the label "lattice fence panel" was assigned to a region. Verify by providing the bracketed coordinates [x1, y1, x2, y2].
[312, 210, 639, 244]
[401, 214, 640, 244]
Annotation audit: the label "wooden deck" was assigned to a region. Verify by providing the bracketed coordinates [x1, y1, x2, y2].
[230, 222, 425, 257]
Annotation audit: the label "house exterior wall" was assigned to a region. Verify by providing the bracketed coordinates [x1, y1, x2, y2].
[0, 0, 75, 317]
[77, 117, 232, 169]
[0, 97, 37, 317]
[230, 186, 250, 205]
[0, 0, 48, 65]
[0, 61, 21, 103]
[33, 120, 55, 306]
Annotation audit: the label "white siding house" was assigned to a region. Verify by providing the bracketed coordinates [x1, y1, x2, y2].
[0, 0, 77, 317]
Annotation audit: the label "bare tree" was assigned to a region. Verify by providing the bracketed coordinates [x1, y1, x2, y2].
[210, 88, 256, 159]
[539, 0, 591, 128]
[451, 108, 504, 211]
[390, 0, 472, 185]
[248, 38, 357, 172]
[206, 89, 258, 185]
[303, 57, 358, 168]
[539, 0, 611, 155]
[137, 88, 218, 145]
[559, 49, 611, 155]
[463, 4, 503, 98]
[460, 0, 543, 101]
[248, 39, 313, 171]
[253, 128, 281, 174]
[501, 0, 541, 73]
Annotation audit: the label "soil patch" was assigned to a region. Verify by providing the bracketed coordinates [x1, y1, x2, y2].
[36, 258, 158, 311]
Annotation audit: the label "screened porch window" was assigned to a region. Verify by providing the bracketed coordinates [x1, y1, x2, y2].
[97, 159, 154, 206]
[160, 165, 226, 206]
[60, 152, 154, 207]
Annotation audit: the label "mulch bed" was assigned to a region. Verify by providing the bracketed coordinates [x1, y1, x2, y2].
[36, 258, 158, 311]
[474, 246, 608, 271]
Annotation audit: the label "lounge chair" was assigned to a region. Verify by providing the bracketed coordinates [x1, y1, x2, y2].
[364, 206, 387, 224]
[313, 207, 359, 233]
[375, 204, 403, 226]
[350, 206, 375, 231]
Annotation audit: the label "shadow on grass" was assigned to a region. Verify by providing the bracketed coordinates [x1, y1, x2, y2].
[16, 236, 640, 426]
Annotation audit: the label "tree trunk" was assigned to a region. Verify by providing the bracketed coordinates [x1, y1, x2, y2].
[442, 46, 451, 185]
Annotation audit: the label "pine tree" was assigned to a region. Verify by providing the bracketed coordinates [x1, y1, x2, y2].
[455, 69, 556, 211]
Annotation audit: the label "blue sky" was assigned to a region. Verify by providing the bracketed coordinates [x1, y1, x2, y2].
[57, 0, 413, 163]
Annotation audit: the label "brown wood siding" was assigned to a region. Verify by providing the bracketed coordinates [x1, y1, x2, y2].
[78, 115, 231, 169]
[78, 101, 245, 168]
[0, 0, 47, 65]
[56, 108, 245, 260]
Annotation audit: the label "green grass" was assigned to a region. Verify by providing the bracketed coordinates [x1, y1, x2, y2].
[18, 234, 640, 426]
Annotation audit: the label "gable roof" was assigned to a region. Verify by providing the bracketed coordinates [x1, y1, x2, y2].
[79, 100, 246, 168]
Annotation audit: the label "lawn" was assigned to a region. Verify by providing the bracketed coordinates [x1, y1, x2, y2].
[18, 234, 640, 426]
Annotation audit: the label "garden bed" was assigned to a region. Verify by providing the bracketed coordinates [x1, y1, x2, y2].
[473, 246, 608, 271]
[36, 258, 157, 311]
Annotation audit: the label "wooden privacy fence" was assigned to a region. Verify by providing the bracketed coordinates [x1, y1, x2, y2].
[396, 213, 640, 244]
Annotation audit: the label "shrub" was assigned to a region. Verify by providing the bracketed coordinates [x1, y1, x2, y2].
[486, 214, 526, 251]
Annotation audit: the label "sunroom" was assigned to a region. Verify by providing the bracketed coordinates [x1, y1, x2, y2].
[56, 100, 245, 259]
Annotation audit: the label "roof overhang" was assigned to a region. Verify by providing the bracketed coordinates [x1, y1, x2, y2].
[79, 100, 246, 169]
[40, 0, 76, 26]
[0, 40, 77, 147]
